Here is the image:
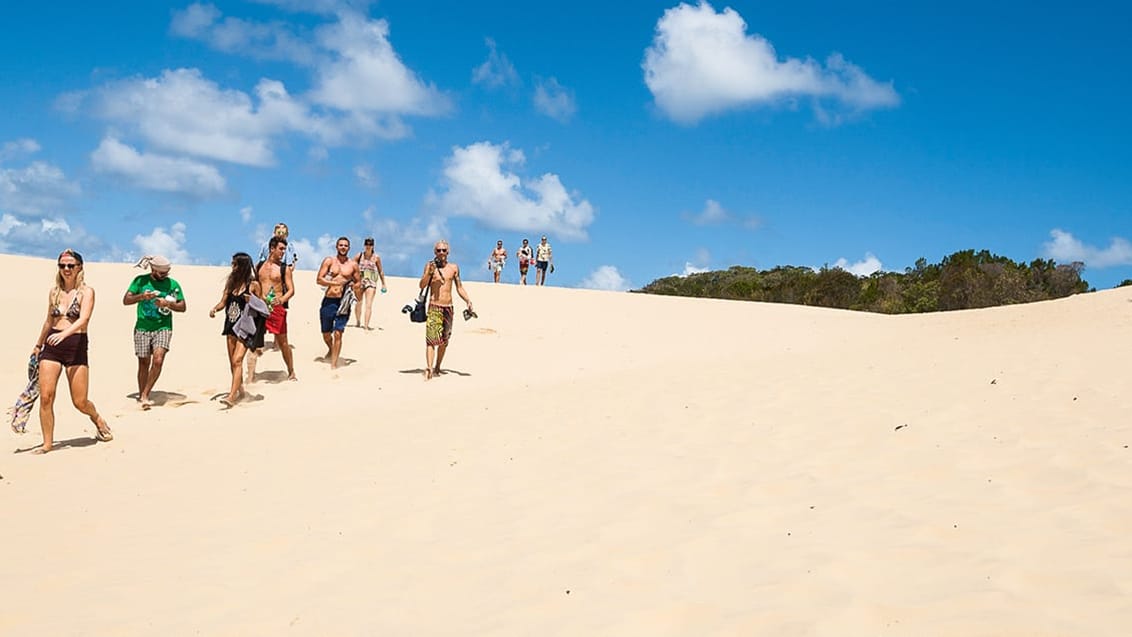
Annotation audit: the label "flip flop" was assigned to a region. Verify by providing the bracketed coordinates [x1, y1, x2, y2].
[95, 428, 113, 442]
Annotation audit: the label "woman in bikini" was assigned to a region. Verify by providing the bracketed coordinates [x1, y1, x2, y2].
[209, 253, 262, 408]
[31, 249, 113, 453]
[353, 237, 386, 330]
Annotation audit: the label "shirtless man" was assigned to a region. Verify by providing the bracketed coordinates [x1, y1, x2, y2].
[488, 240, 507, 284]
[420, 240, 474, 380]
[317, 237, 360, 369]
[248, 236, 297, 381]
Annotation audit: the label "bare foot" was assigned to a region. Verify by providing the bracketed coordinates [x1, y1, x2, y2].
[32, 445, 52, 454]
[433, 367, 442, 377]
[287, 373, 299, 381]
[94, 418, 113, 441]
[424, 368, 433, 380]
[139, 396, 153, 411]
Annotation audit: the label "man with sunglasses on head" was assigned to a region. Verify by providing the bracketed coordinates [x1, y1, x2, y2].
[124, 255, 186, 409]
[420, 240, 474, 380]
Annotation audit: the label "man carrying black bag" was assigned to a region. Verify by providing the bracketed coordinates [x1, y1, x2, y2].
[417, 240, 474, 380]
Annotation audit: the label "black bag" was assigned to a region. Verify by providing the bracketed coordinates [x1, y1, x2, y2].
[409, 292, 428, 322]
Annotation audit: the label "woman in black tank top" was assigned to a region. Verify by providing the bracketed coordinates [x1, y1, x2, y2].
[209, 252, 262, 408]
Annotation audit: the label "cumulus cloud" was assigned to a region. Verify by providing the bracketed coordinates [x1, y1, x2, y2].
[0, 160, 81, 216]
[171, 3, 319, 65]
[134, 221, 191, 264]
[580, 265, 631, 291]
[80, 6, 450, 182]
[91, 137, 227, 197]
[685, 199, 728, 225]
[240, 206, 253, 223]
[1042, 228, 1132, 268]
[0, 138, 41, 162]
[682, 198, 761, 229]
[308, 13, 451, 117]
[432, 141, 595, 241]
[832, 252, 883, 276]
[472, 38, 519, 89]
[533, 77, 577, 123]
[0, 213, 106, 257]
[354, 163, 379, 190]
[363, 215, 450, 264]
[643, 2, 899, 124]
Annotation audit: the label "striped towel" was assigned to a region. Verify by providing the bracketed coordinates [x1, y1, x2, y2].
[8, 354, 39, 434]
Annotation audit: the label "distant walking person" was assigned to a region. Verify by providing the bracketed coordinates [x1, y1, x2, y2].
[209, 253, 263, 408]
[248, 236, 297, 382]
[259, 222, 299, 268]
[31, 249, 113, 453]
[489, 240, 507, 283]
[420, 240, 474, 380]
[535, 235, 554, 286]
[354, 237, 386, 330]
[515, 238, 534, 285]
[123, 255, 186, 409]
[317, 237, 360, 369]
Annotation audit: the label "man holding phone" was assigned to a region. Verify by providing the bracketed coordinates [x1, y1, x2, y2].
[124, 255, 186, 409]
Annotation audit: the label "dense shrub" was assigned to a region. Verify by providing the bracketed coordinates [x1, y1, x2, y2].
[637, 250, 1091, 314]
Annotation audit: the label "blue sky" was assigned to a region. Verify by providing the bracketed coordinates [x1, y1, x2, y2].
[1, 0, 1130, 290]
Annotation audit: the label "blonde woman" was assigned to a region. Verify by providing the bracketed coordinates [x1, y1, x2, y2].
[31, 249, 113, 453]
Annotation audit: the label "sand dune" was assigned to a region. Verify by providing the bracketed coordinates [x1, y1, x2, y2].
[2, 253, 1130, 635]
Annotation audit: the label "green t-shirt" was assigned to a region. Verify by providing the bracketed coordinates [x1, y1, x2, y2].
[127, 274, 184, 332]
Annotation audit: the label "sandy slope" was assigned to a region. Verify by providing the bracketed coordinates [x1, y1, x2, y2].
[2, 253, 1130, 636]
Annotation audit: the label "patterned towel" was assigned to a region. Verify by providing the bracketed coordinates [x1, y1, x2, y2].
[9, 354, 39, 434]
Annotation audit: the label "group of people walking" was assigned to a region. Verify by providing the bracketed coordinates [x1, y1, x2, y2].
[19, 222, 479, 454]
[488, 235, 554, 285]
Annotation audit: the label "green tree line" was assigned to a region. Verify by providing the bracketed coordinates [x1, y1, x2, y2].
[637, 250, 1091, 313]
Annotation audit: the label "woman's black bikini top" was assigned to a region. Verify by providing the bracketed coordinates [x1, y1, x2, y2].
[51, 290, 82, 320]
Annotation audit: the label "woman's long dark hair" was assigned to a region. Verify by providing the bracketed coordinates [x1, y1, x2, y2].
[224, 252, 255, 296]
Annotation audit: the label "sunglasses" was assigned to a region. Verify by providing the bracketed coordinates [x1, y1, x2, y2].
[435, 248, 448, 253]
[57, 263, 79, 270]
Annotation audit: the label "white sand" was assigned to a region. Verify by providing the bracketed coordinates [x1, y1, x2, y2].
[2, 253, 1130, 635]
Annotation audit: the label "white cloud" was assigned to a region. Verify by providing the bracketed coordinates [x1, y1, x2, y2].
[0, 160, 81, 216]
[432, 141, 595, 241]
[240, 206, 253, 223]
[533, 77, 577, 123]
[134, 222, 191, 264]
[472, 38, 519, 89]
[354, 163, 379, 190]
[1042, 228, 1132, 268]
[643, 2, 899, 124]
[832, 252, 883, 276]
[160, 7, 450, 158]
[580, 265, 631, 291]
[682, 198, 762, 229]
[91, 137, 227, 197]
[685, 199, 728, 225]
[364, 215, 449, 264]
[0, 138, 41, 162]
[171, 3, 319, 65]
[680, 262, 711, 276]
[0, 213, 107, 258]
[309, 13, 451, 117]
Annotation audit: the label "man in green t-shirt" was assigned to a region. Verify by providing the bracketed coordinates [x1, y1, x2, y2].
[123, 255, 186, 409]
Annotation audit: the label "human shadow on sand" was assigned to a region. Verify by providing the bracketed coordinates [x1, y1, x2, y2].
[250, 370, 298, 384]
[126, 390, 189, 406]
[209, 392, 265, 408]
[313, 356, 356, 367]
[398, 368, 472, 377]
[14, 436, 100, 454]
